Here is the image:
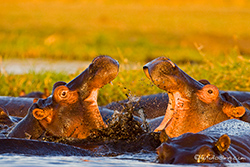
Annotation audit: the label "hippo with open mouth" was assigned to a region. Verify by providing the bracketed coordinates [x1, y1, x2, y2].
[8, 56, 119, 139]
[143, 57, 250, 138]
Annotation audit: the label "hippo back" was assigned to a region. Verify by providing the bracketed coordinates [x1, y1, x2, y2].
[157, 119, 250, 164]
[199, 119, 250, 136]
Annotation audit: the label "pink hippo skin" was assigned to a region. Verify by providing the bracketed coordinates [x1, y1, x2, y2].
[143, 57, 249, 138]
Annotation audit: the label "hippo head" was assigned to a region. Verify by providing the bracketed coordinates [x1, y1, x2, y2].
[143, 57, 245, 137]
[9, 56, 119, 139]
[156, 133, 236, 164]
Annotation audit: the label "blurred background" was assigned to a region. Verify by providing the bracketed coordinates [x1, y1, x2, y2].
[0, 0, 250, 104]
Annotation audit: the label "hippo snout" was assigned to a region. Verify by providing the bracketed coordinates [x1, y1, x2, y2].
[157, 143, 176, 164]
[67, 55, 119, 92]
[143, 57, 177, 84]
[36, 98, 45, 108]
[33, 97, 52, 110]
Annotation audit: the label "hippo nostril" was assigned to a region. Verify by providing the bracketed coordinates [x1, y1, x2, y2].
[169, 158, 175, 164]
[36, 98, 45, 108]
[92, 55, 102, 63]
[143, 66, 148, 70]
[166, 60, 176, 68]
[33, 98, 39, 103]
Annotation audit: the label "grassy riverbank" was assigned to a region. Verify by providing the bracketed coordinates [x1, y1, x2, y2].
[0, 0, 250, 105]
[0, 55, 249, 106]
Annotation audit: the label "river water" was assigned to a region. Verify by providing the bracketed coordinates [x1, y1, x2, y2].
[1, 120, 249, 167]
[0, 59, 90, 74]
[0, 153, 164, 167]
[0, 154, 246, 167]
[0, 58, 140, 74]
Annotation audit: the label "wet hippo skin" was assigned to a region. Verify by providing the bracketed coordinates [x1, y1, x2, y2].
[156, 119, 250, 164]
[104, 93, 168, 119]
[103, 87, 250, 120]
[0, 97, 33, 117]
[8, 56, 119, 139]
[0, 138, 92, 156]
[2, 56, 250, 139]
[2, 89, 250, 119]
[143, 57, 250, 138]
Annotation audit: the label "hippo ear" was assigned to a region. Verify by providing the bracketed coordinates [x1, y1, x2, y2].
[33, 108, 52, 124]
[215, 134, 231, 153]
[198, 79, 210, 85]
[221, 92, 246, 118]
[196, 84, 219, 104]
[242, 101, 250, 110]
[222, 105, 245, 118]
[159, 130, 171, 143]
[52, 81, 67, 94]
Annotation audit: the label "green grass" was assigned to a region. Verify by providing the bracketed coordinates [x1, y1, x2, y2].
[1, 0, 250, 63]
[0, 54, 249, 106]
[0, 0, 250, 105]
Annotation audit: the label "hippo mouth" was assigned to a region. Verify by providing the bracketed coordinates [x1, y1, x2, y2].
[143, 57, 178, 92]
[65, 55, 119, 111]
[143, 57, 193, 131]
[34, 55, 119, 108]
[30, 56, 119, 138]
[143, 57, 247, 138]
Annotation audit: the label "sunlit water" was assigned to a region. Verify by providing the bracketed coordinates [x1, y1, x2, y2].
[0, 154, 249, 167]
[0, 58, 140, 74]
[0, 153, 164, 167]
[0, 59, 90, 74]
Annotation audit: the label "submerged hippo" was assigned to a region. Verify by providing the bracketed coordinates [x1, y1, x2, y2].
[156, 119, 250, 164]
[0, 97, 33, 117]
[104, 93, 168, 119]
[143, 57, 250, 138]
[8, 56, 119, 139]
[19, 88, 50, 99]
[103, 84, 250, 120]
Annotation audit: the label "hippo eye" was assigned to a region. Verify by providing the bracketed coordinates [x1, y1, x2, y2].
[53, 85, 71, 103]
[208, 90, 213, 94]
[60, 90, 68, 98]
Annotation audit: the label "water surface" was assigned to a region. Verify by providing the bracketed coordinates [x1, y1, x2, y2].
[0, 59, 90, 74]
[0, 153, 165, 167]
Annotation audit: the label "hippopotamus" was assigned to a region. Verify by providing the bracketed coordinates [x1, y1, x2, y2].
[0, 137, 92, 156]
[156, 119, 250, 164]
[104, 93, 168, 119]
[19, 88, 50, 99]
[143, 57, 250, 138]
[8, 55, 119, 139]
[103, 86, 250, 120]
[0, 96, 33, 117]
